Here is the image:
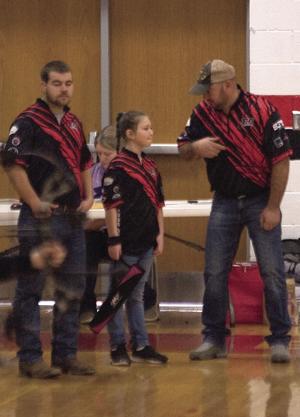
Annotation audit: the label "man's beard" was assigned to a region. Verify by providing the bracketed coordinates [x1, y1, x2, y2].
[45, 92, 70, 108]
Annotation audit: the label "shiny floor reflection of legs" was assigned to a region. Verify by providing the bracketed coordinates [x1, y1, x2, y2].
[0, 309, 300, 417]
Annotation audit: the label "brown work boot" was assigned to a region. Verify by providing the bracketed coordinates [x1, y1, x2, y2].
[19, 359, 61, 379]
[52, 356, 96, 375]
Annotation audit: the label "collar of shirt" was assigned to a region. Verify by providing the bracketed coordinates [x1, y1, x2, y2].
[122, 147, 146, 161]
[36, 98, 70, 115]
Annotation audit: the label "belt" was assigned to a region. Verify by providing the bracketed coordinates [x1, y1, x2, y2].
[236, 191, 268, 200]
[216, 191, 267, 200]
[52, 206, 80, 215]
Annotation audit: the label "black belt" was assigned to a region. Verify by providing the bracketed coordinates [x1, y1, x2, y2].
[216, 190, 268, 200]
[52, 206, 81, 216]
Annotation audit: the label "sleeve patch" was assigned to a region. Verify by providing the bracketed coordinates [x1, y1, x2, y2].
[9, 125, 18, 135]
[103, 176, 114, 186]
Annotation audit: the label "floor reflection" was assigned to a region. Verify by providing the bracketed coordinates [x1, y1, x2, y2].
[0, 309, 300, 417]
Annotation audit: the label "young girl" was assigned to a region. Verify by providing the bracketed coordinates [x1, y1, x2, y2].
[102, 111, 168, 366]
[80, 126, 123, 323]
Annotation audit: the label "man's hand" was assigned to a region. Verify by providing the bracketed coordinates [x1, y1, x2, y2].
[31, 200, 58, 218]
[30, 241, 67, 269]
[192, 137, 226, 158]
[260, 207, 281, 231]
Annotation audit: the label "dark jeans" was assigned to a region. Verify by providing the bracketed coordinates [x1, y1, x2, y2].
[202, 192, 291, 347]
[80, 229, 108, 314]
[14, 204, 86, 363]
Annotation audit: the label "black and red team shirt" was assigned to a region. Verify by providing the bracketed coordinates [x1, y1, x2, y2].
[177, 88, 292, 198]
[4, 99, 93, 208]
[102, 148, 164, 256]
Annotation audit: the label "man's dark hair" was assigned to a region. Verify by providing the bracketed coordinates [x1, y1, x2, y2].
[40, 60, 72, 83]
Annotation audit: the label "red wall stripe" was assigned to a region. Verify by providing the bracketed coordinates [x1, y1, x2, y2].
[262, 95, 300, 127]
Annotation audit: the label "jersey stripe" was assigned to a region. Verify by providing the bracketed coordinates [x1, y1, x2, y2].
[109, 151, 163, 210]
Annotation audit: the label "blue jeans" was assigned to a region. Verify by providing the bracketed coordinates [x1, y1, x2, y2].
[202, 192, 291, 346]
[107, 249, 153, 349]
[14, 205, 86, 363]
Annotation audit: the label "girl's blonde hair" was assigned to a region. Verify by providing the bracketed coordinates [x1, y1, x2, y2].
[95, 125, 124, 151]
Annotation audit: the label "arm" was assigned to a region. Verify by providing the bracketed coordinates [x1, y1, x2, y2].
[178, 111, 225, 160]
[5, 165, 57, 218]
[105, 207, 122, 260]
[260, 157, 289, 231]
[84, 163, 106, 229]
[77, 168, 94, 212]
[154, 208, 164, 256]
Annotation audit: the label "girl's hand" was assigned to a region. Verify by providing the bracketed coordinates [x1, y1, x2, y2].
[108, 244, 122, 261]
[154, 234, 164, 256]
[77, 197, 94, 213]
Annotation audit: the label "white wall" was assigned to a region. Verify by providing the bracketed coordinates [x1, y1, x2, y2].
[249, 0, 300, 259]
[249, 0, 300, 94]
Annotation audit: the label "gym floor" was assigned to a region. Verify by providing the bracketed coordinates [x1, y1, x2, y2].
[0, 303, 300, 417]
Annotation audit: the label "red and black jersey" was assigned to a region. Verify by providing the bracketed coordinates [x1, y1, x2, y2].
[177, 88, 292, 197]
[4, 99, 93, 208]
[102, 148, 164, 256]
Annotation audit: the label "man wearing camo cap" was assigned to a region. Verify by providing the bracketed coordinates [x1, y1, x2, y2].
[177, 59, 292, 364]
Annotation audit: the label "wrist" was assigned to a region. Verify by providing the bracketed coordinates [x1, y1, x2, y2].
[107, 236, 121, 246]
[266, 203, 280, 211]
[192, 141, 203, 158]
[28, 194, 40, 205]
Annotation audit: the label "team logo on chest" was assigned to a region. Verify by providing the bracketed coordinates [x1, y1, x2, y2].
[240, 115, 254, 127]
[69, 121, 78, 130]
[149, 169, 156, 178]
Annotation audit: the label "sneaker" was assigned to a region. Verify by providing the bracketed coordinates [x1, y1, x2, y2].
[271, 344, 291, 363]
[19, 359, 61, 379]
[111, 344, 131, 366]
[131, 345, 168, 364]
[189, 341, 227, 361]
[52, 356, 96, 375]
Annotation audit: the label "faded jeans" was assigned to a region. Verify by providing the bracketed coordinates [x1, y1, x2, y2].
[202, 192, 291, 347]
[107, 248, 153, 349]
[14, 204, 86, 363]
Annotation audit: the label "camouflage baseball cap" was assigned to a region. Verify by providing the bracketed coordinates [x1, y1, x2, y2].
[189, 59, 236, 95]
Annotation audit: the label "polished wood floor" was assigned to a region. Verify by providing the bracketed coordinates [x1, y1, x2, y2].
[0, 308, 300, 417]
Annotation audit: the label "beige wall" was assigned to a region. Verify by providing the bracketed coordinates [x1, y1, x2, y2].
[110, 0, 248, 271]
[0, 0, 101, 197]
[0, 0, 248, 270]
[0, 0, 101, 255]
